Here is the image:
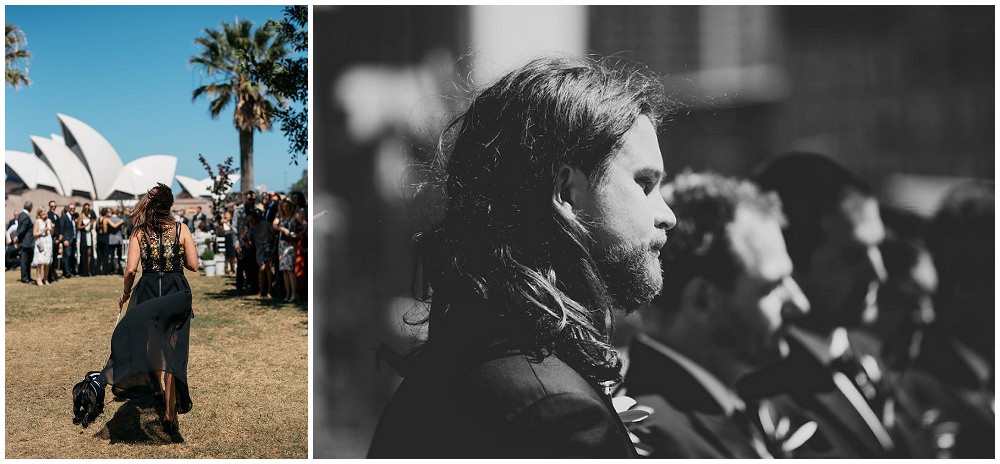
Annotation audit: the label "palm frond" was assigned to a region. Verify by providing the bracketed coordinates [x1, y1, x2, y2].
[5, 23, 31, 89]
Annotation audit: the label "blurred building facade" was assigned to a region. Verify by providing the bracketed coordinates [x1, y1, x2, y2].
[313, 5, 993, 458]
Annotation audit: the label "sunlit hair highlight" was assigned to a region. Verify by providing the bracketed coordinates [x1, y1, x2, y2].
[131, 183, 175, 239]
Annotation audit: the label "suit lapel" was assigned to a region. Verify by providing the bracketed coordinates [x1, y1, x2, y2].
[785, 331, 892, 457]
[627, 337, 757, 458]
[689, 410, 760, 458]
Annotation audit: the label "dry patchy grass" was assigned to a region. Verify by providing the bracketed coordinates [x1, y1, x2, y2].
[5, 269, 307, 458]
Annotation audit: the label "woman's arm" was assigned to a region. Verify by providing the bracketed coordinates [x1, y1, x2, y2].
[33, 220, 43, 237]
[77, 215, 84, 230]
[274, 216, 292, 236]
[180, 226, 199, 271]
[119, 232, 142, 308]
[295, 211, 307, 234]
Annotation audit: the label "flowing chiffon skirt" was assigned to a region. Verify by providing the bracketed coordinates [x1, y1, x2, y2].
[101, 271, 194, 414]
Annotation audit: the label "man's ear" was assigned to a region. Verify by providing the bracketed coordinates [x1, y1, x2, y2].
[554, 164, 590, 218]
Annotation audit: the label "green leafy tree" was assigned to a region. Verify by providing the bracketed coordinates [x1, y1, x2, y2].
[247, 6, 308, 164]
[5, 23, 31, 89]
[190, 18, 289, 194]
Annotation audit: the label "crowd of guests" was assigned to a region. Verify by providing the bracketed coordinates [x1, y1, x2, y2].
[367, 57, 993, 459]
[6, 190, 309, 305]
[6, 200, 133, 285]
[616, 161, 993, 459]
[227, 190, 308, 303]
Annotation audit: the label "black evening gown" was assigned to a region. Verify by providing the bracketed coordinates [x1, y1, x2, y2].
[101, 222, 194, 414]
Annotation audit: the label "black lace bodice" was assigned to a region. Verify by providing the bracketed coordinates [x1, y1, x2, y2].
[139, 222, 185, 273]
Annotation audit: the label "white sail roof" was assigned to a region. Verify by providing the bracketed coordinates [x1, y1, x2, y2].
[109, 155, 177, 197]
[5, 150, 64, 195]
[30, 135, 96, 197]
[57, 113, 125, 199]
[176, 173, 239, 198]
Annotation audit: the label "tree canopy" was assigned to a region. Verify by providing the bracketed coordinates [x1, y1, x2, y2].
[246, 6, 308, 164]
[5, 23, 32, 89]
[190, 18, 290, 193]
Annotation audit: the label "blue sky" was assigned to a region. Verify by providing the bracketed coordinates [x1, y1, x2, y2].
[5, 5, 306, 195]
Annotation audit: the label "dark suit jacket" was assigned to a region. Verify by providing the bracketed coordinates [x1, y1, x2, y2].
[368, 337, 637, 458]
[908, 324, 995, 457]
[623, 336, 762, 458]
[738, 328, 919, 458]
[263, 203, 278, 224]
[15, 211, 34, 249]
[47, 211, 59, 238]
[58, 213, 77, 244]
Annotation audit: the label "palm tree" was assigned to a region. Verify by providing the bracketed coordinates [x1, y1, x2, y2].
[5, 23, 32, 89]
[190, 18, 289, 193]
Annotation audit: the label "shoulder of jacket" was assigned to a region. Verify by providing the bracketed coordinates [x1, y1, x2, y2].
[453, 353, 603, 422]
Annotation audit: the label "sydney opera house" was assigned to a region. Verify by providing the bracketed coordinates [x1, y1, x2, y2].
[5, 113, 234, 202]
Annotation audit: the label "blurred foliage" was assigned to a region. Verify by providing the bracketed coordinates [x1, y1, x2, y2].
[198, 154, 237, 221]
[247, 5, 308, 164]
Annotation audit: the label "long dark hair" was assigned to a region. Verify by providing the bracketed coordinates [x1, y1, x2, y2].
[415, 56, 667, 384]
[131, 183, 174, 240]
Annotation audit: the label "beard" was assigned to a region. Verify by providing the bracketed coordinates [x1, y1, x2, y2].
[593, 241, 663, 314]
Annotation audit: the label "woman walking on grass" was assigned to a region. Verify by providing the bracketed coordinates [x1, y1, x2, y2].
[101, 183, 198, 443]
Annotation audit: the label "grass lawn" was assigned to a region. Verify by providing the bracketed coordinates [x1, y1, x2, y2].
[4, 268, 308, 458]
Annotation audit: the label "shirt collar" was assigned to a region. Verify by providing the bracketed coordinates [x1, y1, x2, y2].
[637, 333, 746, 416]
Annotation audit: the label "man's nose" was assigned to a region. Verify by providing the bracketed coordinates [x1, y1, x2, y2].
[782, 276, 811, 320]
[655, 191, 677, 231]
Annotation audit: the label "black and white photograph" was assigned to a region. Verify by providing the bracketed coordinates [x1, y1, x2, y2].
[311, 4, 992, 459]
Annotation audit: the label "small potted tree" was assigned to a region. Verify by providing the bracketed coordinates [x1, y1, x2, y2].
[202, 247, 216, 277]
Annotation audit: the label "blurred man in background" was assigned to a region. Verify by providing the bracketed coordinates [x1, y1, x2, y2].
[15, 201, 35, 284]
[235, 190, 259, 294]
[912, 180, 995, 458]
[57, 203, 77, 278]
[46, 200, 61, 283]
[742, 152, 951, 457]
[625, 172, 819, 458]
[870, 207, 938, 372]
[368, 56, 675, 458]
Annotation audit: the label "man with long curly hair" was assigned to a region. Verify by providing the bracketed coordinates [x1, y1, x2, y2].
[368, 56, 676, 458]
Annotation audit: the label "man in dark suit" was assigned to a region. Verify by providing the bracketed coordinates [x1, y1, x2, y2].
[368, 57, 676, 458]
[739, 153, 941, 457]
[910, 180, 994, 458]
[235, 190, 258, 293]
[624, 173, 820, 458]
[15, 201, 35, 284]
[58, 203, 78, 278]
[192, 205, 208, 226]
[261, 192, 279, 224]
[46, 200, 61, 282]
